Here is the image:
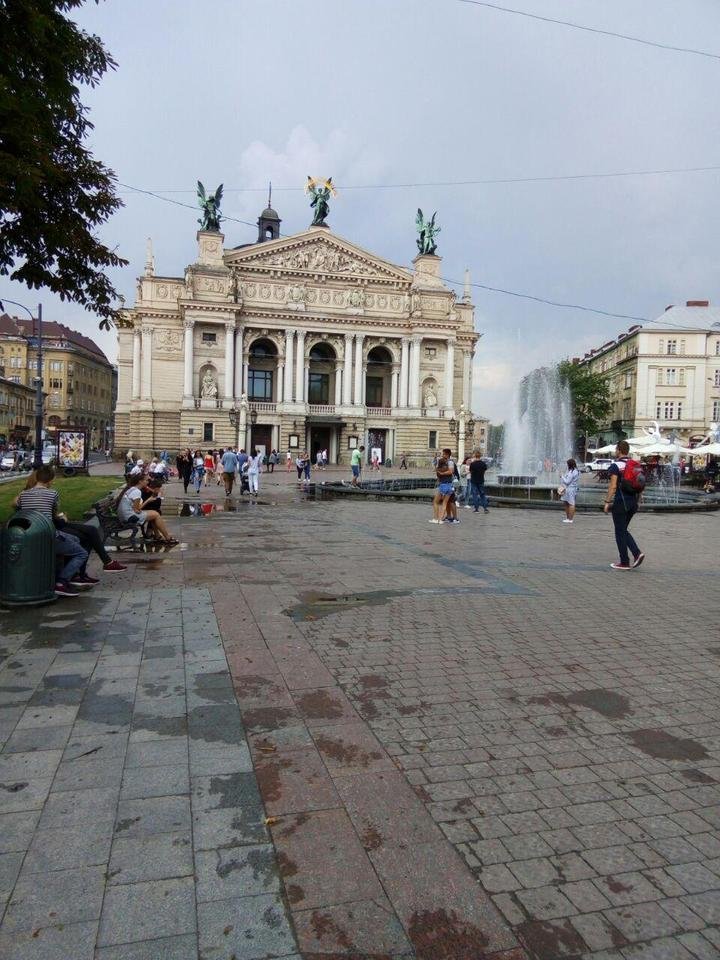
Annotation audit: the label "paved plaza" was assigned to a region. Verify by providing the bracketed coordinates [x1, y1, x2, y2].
[1, 482, 719, 959]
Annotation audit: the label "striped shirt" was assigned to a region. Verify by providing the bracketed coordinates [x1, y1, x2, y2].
[16, 487, 59, 518]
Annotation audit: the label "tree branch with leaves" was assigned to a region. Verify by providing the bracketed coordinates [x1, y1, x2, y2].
[557, 359, 611, 439]
[0, 0, 126, 329]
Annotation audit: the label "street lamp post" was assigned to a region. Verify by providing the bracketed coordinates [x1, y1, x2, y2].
[0, 298, 43, 468]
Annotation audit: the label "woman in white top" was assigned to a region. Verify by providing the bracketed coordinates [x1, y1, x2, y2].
[559, 458, 581, 524]
[116, 477, 177, 543]
[246, 448, 262, 495]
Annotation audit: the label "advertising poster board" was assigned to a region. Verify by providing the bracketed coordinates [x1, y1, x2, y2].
[57, 430, 88, 470]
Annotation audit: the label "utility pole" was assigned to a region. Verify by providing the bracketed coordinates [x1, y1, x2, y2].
[0, 298, 43, 466]
[33, 303, 43, 470]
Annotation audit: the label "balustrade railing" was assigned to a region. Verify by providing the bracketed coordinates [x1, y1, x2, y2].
[249, 401, 277, 413]
[307, 404, 335, 415]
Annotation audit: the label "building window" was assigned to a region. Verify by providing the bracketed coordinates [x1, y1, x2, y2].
[662, 402, 675, 420]
[624, 371, 633, 389]
[248, 369, 273, 401]
[666, 368, 676, 385]
[428, 430, 438, 450]
[677, 402, 682, 420]
[659, 339, 664, 353]
[308, 372, 329, 404]
[203, 422, 214, 442]
[365, 377, 383, 407]
[656, 368, 663, 386]
[424, 347, 437, 359]
[714, 400, 720, 420]
[202, 332, 217, 344]
[50, 360, 63, 371]
[715, 370, 720, 388]
[666, 339, 677, 355]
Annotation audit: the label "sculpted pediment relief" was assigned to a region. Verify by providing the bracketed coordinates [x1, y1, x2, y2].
[225, 230, 411, 284]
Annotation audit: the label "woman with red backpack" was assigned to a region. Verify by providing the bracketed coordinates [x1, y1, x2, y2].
[604, 439, 645, 571]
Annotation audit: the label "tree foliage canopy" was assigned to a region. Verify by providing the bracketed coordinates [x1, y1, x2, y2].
[557, 359, 611, 438]
[0, 0, 126, 328]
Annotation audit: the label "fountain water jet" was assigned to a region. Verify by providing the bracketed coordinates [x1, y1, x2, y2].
[501, 367, 574, 483]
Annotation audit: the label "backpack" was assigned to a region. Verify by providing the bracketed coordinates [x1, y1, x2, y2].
[620, 458, 646, 494]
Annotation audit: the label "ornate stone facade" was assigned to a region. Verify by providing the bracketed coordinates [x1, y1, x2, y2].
[115, 225, 484, 463]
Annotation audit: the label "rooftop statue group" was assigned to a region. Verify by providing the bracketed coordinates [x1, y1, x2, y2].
[196, 176, 441, 254]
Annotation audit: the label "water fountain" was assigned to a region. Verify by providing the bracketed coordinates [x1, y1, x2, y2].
[499, 366, 574, 486]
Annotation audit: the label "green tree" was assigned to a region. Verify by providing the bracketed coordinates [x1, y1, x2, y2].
[487, 423, 504, 458]
[0, 0, 126, 329]
[557, 359, 611, 438]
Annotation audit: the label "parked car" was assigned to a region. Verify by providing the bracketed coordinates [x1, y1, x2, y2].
[0, 452, 30, 471]
[584, 458, 613, 473]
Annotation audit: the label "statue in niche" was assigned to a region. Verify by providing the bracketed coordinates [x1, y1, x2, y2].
[424, 384, 438, 408]
[201, 369, 218, 398]
[197, 181, 223, 232]
[415, 208, 441, 255]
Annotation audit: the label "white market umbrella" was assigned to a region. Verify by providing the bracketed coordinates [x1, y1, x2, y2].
[687, 442, 720, 456]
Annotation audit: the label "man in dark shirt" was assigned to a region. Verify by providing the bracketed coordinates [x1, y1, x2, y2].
[604, 439, 644, 570]
[467, 450, 490, 514]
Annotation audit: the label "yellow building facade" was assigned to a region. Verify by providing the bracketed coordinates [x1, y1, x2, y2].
[0, 314, 114, 449]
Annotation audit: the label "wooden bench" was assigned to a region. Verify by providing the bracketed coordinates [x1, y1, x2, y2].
[87, 494, 146, 550]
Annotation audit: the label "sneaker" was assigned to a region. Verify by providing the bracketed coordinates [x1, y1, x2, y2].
[55, 583, 79, 597]
[69, 577, 94, 590]
[428, 518, 441, 524]
[562, 519, 574, 523]
[632, 552, 645, 569]
[464, 505, 472, 509]
[103, 560, 127, 572]
[80, 573, 101, 584]
[484, 508, 490, 514]
[610, 562, 631, 571]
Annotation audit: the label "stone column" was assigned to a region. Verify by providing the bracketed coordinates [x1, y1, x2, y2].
[132, 329, 141, 400]
[334, 362, 343, 406]
[343, 334, 353, 405]
[278, 363, 284, 403]
[242, 354, 249, 395]
[141, 326, 153, 400]
[399, 337, 410, 407]
[183, 320, 194, 399]
[224, 323, 234, 401]
[284, 330, 294, 402]
[295, 329, 306, 403]
[409, 336, 422, 407]
[462, 350, 472, 408]
[304, 362, 309, 405]
[391, 363, 399, 408]
[234, 327, 244, 398]
[353, 333, 364, 406]
[444, 340, 455, 410]
[362, 363, 368, 405]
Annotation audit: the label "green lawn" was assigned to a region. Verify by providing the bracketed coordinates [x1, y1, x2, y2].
[0, 475, 123, 523]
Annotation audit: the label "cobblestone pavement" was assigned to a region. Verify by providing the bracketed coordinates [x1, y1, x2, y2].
[1, 491, 719, 959]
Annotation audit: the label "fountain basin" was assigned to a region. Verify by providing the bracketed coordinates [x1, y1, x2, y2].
[497, 474, 537, 486]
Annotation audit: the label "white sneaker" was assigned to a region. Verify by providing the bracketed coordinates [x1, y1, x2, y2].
[428, 518, 441, 523]
[464, 505, 472, 509]
[562, 519, 574, 523]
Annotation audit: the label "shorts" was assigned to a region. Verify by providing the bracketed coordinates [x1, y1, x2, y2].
[351, 465, 360, 478]
[123, 512, 148, 526]
[438, 483, 453, 496]
[223, 472, 234, 482]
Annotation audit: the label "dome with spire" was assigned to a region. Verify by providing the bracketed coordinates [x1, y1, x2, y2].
[257, 184, 281, 242]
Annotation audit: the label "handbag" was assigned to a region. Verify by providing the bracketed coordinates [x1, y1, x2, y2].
[557, 485, 566, 495]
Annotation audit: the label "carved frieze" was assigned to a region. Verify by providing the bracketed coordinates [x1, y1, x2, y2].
[153, 327, 183, 352]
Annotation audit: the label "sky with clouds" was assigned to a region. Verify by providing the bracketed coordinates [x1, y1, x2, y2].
[2, 0, 719, 421]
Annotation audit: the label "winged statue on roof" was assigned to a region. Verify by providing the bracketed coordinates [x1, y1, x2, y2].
[197, 181, 223, 232]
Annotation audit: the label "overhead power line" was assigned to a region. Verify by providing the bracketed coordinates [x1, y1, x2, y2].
[117, 178, 713, 331]
[455, 0, 720, 61]
[116, 164, 720, 195]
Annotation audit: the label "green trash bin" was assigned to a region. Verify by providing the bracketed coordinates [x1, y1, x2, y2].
[0, 511, 56, 606]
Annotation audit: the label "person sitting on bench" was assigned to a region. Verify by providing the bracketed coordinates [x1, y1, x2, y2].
[116, 476, 177, 544]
